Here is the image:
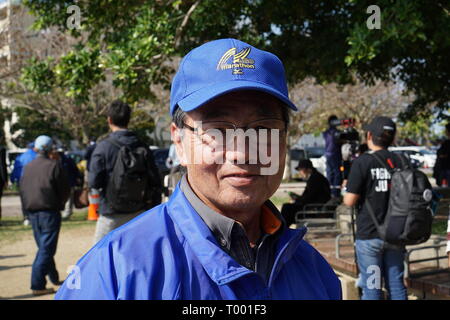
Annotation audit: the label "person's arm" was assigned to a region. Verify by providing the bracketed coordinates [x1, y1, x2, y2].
[344, 193, 360, 207]
[343, 157, 365, 207]
[88, 144, 107, 190]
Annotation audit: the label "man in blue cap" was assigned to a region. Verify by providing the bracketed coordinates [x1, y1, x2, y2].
[56, 39, 341, 300]
[21, 135, 70, 296]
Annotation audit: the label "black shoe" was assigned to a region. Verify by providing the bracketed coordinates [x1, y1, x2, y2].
[32, 288, 55, 296]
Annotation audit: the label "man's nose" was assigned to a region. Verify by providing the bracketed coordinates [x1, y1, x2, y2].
[224, 132, 257, 165]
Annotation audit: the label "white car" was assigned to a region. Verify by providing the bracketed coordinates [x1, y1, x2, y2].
[388, 146, 436, 168]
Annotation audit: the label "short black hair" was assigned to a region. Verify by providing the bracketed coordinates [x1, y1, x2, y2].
[107, 100, 131, 128]
[370, 130, 395, 148]
[328, 115, 338, 124]
[446, 123, 450, 132]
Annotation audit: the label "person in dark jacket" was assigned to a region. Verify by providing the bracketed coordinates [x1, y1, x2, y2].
[88, 100, 162, 243]
[323, 115, 343, 197]
[281, 159, 331, 226]
[0, 137, 7, 226]
[20, 135, 70, 296]
[435, 123, 450, 186]
[10, 142, 37, 225]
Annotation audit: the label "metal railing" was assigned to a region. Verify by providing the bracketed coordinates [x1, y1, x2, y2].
[404, 243, 449, 279]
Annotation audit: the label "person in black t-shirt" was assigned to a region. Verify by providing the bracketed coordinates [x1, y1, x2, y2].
[344, 116, 407, 300]
[281, 159, 331, 226]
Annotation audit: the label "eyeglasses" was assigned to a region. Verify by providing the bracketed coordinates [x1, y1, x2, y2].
[182, 118, 287, 148]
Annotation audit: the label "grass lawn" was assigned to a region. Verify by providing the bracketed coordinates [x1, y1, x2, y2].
[0, 209, 94, 246]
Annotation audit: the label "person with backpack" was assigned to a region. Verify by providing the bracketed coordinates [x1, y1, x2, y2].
[88, 100, 162, 244]
[344, 116, 433, 300]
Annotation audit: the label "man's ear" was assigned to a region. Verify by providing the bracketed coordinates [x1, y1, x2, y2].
[171, 123, 189, 166]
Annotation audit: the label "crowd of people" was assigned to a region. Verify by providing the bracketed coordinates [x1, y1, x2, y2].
[0, 37, 449, 300]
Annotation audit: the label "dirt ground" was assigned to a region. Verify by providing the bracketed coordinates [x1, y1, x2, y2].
[0, 223, 96, 300]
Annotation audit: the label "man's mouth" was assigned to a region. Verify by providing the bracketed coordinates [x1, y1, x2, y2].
[222, 172, 261, 186]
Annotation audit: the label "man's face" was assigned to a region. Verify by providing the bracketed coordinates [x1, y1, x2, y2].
[172, 91, 287, 214]
[298, 168, 310, 180]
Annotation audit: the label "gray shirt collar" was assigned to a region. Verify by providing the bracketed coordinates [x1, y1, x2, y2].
[179, 174, 285, 250]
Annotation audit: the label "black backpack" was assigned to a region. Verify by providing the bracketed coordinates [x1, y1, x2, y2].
[105, 137, 162, 213]
[365, 152, 434, 246]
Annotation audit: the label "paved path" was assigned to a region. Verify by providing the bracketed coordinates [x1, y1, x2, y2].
[0, 224, 95, 300]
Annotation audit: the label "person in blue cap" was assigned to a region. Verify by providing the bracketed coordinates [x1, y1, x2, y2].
[56, 39, 341, 300]
[10, 141, 37, 225]
[20, 135, 71, 296]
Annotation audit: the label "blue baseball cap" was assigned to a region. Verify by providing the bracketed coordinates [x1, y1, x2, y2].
[170, 38, 298, 115]
[34, 135, 53, 152]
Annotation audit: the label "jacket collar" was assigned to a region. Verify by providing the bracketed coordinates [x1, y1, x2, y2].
[167, 183, 307, 286]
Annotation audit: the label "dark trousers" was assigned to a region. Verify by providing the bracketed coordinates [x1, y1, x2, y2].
[29, 211, 61, 290]
[326, 155, 342, 197]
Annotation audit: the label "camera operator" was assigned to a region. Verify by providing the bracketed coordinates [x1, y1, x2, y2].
[323, 115, 343, 198]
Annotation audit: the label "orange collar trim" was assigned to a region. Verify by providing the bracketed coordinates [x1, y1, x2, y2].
[261, 205, 282, 235]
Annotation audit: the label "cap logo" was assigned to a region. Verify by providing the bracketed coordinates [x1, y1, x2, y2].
[216, 47, 255, 75]
[383, 126, 394, 131]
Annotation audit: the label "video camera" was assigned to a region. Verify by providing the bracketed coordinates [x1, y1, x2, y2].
[329, 118, 361, 179]
[329, 118, 359, 143]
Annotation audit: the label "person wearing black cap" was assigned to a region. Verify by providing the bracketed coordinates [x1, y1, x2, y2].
[280, 159, 331, 226]
[344, 116, 407, 300]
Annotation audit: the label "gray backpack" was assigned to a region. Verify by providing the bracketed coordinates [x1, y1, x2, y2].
[366, 152, 433, 246]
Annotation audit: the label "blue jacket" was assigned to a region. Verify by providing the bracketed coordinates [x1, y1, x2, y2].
[55, 184, 342, 300]
[10, 148, 37, 184]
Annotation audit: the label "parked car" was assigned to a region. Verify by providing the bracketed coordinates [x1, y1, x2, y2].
[390, 150, 422, 169]
[388, 146, 436, 168]
[305, 147, 326, 176]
